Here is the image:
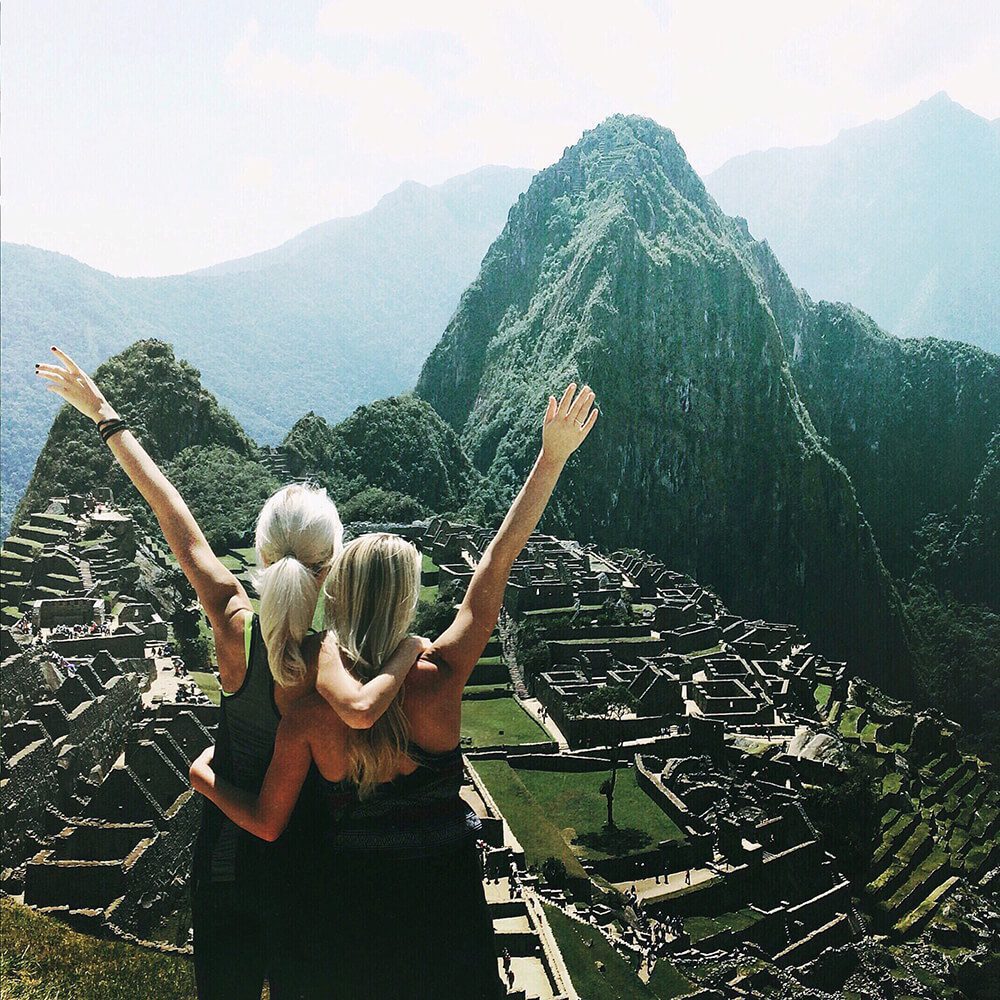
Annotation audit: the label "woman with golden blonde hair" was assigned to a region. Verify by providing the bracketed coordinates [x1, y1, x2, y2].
[191, 383, 599, 998]
[36, 348, 424, 1000]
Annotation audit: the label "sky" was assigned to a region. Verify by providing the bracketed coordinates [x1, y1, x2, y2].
[4, 1, 998, 277]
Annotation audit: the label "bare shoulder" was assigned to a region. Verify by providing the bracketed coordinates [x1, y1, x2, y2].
[281, 691, 336, 738]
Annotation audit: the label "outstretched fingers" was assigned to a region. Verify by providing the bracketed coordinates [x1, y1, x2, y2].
[569, 385, 594, 423]
[50, 346, 82, 374]
[544, 395, 558, 425]
[579, 406, 599, 440]
[556, 382, 577, 418]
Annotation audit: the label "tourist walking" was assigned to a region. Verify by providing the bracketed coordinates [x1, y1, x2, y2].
[190, 384, 599, 998]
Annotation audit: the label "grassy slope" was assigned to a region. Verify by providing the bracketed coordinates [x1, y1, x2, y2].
[0, 899, 195, 1000]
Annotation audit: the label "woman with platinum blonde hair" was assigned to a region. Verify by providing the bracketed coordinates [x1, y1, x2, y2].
[192, 382, 599, 998]
[36, 348, 426, 1000]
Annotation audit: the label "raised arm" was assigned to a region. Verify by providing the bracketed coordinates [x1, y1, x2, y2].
[189, 714, 312, 842]
[316, 633, 430, 728]
[432, 383, 598, 684]
[36, 348, 251, 677]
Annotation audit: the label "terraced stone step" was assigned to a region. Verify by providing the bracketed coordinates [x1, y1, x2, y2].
[3, 536, 44, 557]
[872, 813, 920, 874]
[19, 525, 71, 545]
[885, 851, 951, 919]
[894, 876, 961, 937]
[870, 825, 933, 900]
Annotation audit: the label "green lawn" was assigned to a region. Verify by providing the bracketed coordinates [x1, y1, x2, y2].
[461, 696, 548, 747]
[683, 907, 762, 943]
[515, 767, 685, 859]
[419, 584, 439, 604]
[473, 761, 587, 876]
[813, 683, 832, 712]
[189, 671, 221, 706]
[647, 956, 696, 999]
[839, 706, 864, 737]
[421, 553, 437, 573]
[542, 904, 657, 999]
[0, 899, 195, 1000]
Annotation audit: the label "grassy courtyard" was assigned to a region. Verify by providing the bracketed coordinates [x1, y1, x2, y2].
[543, 904, 692, 1000]
[460, 696, 549, 747]
[474, 759, 685, 869]
[515, 767, 686, 858]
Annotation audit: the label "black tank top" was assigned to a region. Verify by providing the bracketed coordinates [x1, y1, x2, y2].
[193, 614, 280, 883]
[305, 743, 482, 861]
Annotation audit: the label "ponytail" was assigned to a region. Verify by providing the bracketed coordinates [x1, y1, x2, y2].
[256, 555, 319, 686]
[252, 483, 343, 686]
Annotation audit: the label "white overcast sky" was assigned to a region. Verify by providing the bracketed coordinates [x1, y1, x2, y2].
[4, 1, 998, 276]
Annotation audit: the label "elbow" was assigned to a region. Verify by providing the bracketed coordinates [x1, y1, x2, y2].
[259, 824, 282, 844]
[317, 680, 376, 729]
[344, 705, 377, 730]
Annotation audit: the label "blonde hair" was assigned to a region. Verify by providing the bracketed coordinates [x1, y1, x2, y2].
[324, 533, 421, 798]
[253, 484, 343, 686]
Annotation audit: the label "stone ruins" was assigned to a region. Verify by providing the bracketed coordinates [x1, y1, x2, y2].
[2, 500, 997, 997]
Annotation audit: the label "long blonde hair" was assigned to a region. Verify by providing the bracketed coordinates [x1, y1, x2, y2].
[253, 484, 343, 686]
[324, 533, 421, 798]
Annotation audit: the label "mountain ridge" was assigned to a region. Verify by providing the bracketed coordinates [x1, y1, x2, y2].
[418, 112, 996, 695]
[705, 93, 1000, 352]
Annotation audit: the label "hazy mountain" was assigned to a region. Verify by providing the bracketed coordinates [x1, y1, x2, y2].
[0, 165, 534, 534]
[418, 115, 997, 694]
[14, 340, 478, 548]
[705, 93, 1000, 353]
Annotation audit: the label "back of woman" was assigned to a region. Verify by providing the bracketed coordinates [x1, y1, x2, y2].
[191, 383, 599, 999]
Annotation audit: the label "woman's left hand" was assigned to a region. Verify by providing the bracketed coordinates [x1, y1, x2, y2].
[36, 346, 119, 424]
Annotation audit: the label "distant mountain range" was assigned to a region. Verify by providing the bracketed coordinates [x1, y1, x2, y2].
[417, 114, 999, 695]
[0, 165, 534, 534]
[706, 93, 1000, 353]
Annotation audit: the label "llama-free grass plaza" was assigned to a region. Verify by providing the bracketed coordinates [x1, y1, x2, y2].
[460, 695, 549, 747]
[474, 759, 685, 865]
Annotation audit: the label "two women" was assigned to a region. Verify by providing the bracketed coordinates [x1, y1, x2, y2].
[37, 348, 425, 999]
[38, 348, 599, 998]
[190, 383, 598, 998]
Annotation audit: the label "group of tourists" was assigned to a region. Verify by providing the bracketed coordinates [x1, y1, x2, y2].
[37, 346, 599, 999]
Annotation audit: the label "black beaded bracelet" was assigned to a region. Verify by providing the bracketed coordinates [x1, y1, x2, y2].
[99, 419, 126, 443]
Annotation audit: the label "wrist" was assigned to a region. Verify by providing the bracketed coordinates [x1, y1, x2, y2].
[536, 449, 567, 474]
[94, 402, 120, 425]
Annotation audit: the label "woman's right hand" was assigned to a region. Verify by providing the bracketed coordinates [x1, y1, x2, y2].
[541, 383, 598, 466]
[36, 346, 119, 424]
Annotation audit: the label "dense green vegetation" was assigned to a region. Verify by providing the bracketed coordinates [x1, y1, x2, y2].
[166, 446, 279, 550]
[0, 898, 195, 1000]
[903, 584, 1000, 758]
[417, 113, 936, 694]
[13, 341, 257, 536]
[804, 756, 880, 885]
[281, 397, 482, 523]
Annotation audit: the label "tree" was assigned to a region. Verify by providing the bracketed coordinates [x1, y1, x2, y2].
[577, 684, 639, 828]
[803, 755, 879, 886]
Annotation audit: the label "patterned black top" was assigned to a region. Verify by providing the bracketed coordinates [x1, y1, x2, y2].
[307, 743, 482, 860]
